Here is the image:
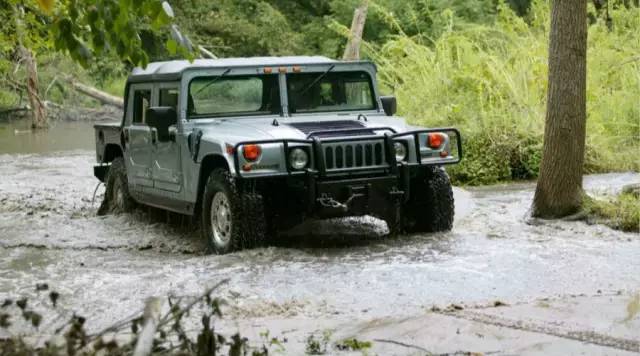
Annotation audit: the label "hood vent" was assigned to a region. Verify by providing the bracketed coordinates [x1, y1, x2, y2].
[288, 120, 373, 138]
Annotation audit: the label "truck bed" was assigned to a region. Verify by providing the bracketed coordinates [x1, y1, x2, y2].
[94, 122, 122, 164]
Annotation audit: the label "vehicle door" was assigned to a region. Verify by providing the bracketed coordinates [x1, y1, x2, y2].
[151, 84, 182, 193]
[123, 84, 154, 188]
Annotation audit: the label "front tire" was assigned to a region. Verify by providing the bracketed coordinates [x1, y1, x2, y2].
[402, 166, 454, 233]
[99, 157, 135, 215]
[200, 169, 266, 254]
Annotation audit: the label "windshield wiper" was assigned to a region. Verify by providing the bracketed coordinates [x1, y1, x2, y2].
[297, 64, 335, 96]
[195, 68, 231, 95]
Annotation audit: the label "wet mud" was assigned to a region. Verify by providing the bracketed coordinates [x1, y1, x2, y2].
[0, 119, 638, 354]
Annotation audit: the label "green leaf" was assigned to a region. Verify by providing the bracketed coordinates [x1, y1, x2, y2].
[36, 0, 55, 14]
[166, 38, 178, 55]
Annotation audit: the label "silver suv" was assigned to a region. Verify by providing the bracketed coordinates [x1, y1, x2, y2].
[94, 56, 462, 254]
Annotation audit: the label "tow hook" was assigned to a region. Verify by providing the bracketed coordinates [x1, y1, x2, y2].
[317, 193, 363, 213]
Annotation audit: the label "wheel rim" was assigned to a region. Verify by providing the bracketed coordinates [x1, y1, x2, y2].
[113, 179, 125, 210]
[210, 192, 232, 246]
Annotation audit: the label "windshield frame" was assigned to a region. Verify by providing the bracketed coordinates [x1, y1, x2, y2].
[178, 62, 381, 121]
[285, 70, 378, 115]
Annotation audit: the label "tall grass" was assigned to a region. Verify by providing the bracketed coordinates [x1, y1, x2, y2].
[367, 1, 639, 185]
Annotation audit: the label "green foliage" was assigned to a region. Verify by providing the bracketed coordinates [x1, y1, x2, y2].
[584, 191, 640, 232]
[174, 0, 305, 57]
[369, 0, 640, 185]
[335, 338, 372, 351]
[49, 0, 191, 67]
[0, 0, 189, 69]
[0, 281, 287, 355]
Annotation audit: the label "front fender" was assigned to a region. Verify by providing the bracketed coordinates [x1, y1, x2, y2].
[196, 139, 236, 175]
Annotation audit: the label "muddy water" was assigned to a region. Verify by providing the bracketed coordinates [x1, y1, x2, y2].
[0, 117, 96, 154]
[0, 119, 639, 351]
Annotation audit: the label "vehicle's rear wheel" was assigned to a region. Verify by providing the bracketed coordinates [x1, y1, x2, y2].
[402, 166, 454, 233]
[99, 157, 135, 215]
[201, 168, 266, 254]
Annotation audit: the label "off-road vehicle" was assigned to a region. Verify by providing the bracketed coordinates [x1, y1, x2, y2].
[94, 56, 462, 253]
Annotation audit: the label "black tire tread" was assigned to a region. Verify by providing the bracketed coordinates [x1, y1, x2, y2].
[403, 166, 454, 233]
[101, 157, 135, 214]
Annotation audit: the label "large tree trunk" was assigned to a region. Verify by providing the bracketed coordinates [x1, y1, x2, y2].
[20, 46, 47, 129]
[532, 0, 588, 218]
[342, 1, 368, 61]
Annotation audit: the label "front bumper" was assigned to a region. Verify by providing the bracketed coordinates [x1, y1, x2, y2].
[232, 128, 461, 220]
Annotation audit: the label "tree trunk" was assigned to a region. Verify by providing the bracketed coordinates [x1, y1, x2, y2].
[20, 46, 47, 129]
[532, 0, 588, 218]
[342, 1, 368, 61]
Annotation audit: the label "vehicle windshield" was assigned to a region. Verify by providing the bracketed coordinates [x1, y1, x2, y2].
[287, 71, 376, 114]
[188, 74, 281, 118]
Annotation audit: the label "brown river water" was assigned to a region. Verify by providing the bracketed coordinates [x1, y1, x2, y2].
[0, 117, 638, 354]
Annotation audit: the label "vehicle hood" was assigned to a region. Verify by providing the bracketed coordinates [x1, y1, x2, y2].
[193, 114, 412, 145]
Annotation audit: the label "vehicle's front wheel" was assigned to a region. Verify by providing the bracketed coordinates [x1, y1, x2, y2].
[402, 166, 454, 233]
[201, 168, 267, 254]
[99, 157, 136, 215]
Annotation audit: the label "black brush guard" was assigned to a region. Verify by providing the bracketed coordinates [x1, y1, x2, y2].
[232, 127, 463, 178]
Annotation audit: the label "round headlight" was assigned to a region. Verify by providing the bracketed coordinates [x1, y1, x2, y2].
[394, 142, 407, 161]
[289, 148, 309, 170]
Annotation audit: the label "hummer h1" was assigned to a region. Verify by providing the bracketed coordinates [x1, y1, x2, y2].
[94, 56, 462, 254]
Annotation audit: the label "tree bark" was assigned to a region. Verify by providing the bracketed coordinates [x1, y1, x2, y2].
[20, 46, 47, 129]
[532, 0, 588, 218]
[342, 1, 368, 61]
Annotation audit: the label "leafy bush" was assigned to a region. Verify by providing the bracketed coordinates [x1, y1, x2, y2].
[0, 281, 284, 356]
[584, 191, 640, 232]
[368, 0, 640, 185]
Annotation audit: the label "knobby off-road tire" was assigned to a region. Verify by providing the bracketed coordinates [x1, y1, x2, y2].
[98, 157, 136, 215]
[402, 166, 454, 233]
[384, 198, 402, 237]
[201, 168, 267, 254]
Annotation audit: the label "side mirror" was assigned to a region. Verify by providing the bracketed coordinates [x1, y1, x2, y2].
[380, 96, 397, 116]
[146, 107, 177, 142]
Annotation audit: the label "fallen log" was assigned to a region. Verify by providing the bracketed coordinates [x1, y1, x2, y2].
[66, 78, 124, 108]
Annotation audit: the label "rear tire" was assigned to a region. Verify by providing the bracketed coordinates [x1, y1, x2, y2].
[402, 166, 454, 233]
[100, 157, 135, 214]
[200, 168, 267, 254]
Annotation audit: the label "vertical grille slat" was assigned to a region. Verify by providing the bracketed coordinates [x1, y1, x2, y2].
[346, 146, 354, 167]
[374, 143, 383, 165]
[325, 147, 334, 169]
[355, 145, 363, 167]
[336, 146, 344, 168]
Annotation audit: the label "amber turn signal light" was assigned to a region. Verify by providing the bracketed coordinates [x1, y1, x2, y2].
[427, 133, 446, 149]
[243, 144, 262, 161]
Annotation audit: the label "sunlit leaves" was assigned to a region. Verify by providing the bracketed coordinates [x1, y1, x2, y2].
[6, 0, 193, 68]
[36, 0, 55, 13]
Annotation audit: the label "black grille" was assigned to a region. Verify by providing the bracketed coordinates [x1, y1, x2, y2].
[324, 141, 386, 170]
[288, 120, 373, 138]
